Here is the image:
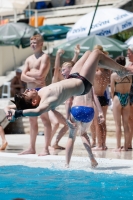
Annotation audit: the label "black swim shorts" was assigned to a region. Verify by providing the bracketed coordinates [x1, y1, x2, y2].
[97, 96, 109, 107]
[129, 93, 133, 105]
[67, 72, 92, 95]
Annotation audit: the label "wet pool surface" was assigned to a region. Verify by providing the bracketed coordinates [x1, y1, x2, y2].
[0, 165, 133, 200]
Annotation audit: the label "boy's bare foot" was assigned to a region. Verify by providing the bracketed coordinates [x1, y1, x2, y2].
[116, 68, 132, 78]
[112, 148, 121, 152]
[0, 142, 8, 150]
[52, 144, 65, 150]
[90, 158, 98, 168]
[103, 146, 108, 150]
[91, 143, 96, 148]
[38, 150, 50, 156]
[121, 146, 128, 151]
[19, 148, 36, 155]
[92, 146, 103, 151]
[65, 164, 69, 168]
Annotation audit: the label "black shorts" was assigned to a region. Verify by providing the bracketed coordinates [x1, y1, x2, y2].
[130, 93, 133, 105]
[67, 73, 92, 95]
[97, 96, 109, 107]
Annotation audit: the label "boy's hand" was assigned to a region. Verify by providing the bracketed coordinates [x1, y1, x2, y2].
[98, 113, 105, 124]
[6, 110, 16, 122]
[67, 119, 77, 129]
[57, 49, 65, 56]
[74, 44, 80, 54]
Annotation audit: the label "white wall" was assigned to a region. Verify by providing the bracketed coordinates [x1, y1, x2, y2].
[0, 46, 32, 76]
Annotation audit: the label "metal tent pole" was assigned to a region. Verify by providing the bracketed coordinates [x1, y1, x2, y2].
[88, 0, 100, 35]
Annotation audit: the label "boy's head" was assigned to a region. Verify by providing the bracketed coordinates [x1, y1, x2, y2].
[127, 45, 133, 62]
[11, 89, 39, 110]
[61, 61, 75, 79]
[30, 34, 44, 52]
[15, 69, 22, 78]
[30, 34, 44, 43]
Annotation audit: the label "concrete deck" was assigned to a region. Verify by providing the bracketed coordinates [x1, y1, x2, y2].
[0, 134, 133, 175]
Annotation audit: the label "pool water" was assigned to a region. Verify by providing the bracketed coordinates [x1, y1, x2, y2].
[0, 165, 133, 200]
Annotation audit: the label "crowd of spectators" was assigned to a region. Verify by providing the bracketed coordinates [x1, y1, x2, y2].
[25, 0, 75, 19]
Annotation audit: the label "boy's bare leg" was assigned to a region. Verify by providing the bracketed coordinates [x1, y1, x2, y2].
[49, 110, 59, 141]
[0, 126, 8, 150]
[70, 51, 91, 74]
[39, 112, 52, 156]
[92, 122, 106, 151]
[90, 120, 96, 147]
[52, 124, 68, 150]
[112, 103, 122, 151]
[19, 117, 38, 155]
[81, 132, 98, 168]
[92, 106, 108, 151]
[71, 50, 130, 85]
[65, 126, 77, 168]
[122, 106, 130, 151]
[128, 106, 133, 149]
[50, 110, 68, 150]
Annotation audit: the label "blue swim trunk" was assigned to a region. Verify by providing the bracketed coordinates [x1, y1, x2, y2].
[35, 88, 41, 91]
[28, 88, 41, 91]
[70, 106, 94, 123]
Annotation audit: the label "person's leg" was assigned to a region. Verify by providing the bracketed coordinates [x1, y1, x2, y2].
[90, 105, 98, 147]
[70, 51, 91, 73]
[65, 126, 77, 168]
[19, 117, 38, 155]
[112, 98, 122, 151]
[50, 110, 68, 149]
[0, 126, 8, 150]
[71, 50, 129, 85]
[49, 110, 59, 141]
[10, 88, 16, 97]
[122, 105, 130, 151]
[77, 121, 98, 167]
[65, 115, 78, 167]
[100, 105, 108, 149]
[39, 112, 52, 156]
[128, 106, 133, 149]
[81, 132, 98, 167]
[90, 120, 96, 147]
[92, 105, 108, 150]
[92, 122, 105, 150]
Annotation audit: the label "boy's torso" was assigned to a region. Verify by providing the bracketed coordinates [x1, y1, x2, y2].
[38, 79, 84, 110]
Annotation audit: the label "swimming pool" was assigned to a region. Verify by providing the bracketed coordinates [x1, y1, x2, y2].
[0, 165, 133, 200]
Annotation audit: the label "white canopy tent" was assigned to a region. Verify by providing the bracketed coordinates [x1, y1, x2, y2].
[67, 8, 133, 41]
[125, 36, 133, 46]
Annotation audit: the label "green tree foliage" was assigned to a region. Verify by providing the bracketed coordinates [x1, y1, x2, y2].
[111, 30, 133, 42]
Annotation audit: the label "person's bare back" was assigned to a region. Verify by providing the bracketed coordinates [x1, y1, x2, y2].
[94, 68, 110, 96]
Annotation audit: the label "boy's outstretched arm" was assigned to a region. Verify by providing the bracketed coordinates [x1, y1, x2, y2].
[6, 103, 49, 122]
[52, 49, 64, 83]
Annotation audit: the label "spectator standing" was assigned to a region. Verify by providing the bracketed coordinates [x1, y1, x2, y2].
[10, 69, 25, 97]
[127, 45, 133, 149]
[90, 45, 111, 150]
[64, 0, 75, 6]
[111, 56, 131, 151]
